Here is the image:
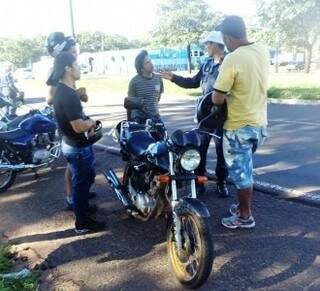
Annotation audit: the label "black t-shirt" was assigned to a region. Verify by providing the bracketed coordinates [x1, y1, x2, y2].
[53, 83, 89, 147]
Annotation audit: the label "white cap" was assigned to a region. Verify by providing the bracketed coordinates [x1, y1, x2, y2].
[201, 31, 224, 45]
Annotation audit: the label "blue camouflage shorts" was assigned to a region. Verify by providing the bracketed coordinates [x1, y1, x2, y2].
[223, 126, 267, 190]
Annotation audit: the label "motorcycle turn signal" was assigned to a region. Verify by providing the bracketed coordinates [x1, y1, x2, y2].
[197, 176, 208, 184]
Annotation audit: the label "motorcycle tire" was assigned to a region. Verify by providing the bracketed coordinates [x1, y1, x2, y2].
[0, 155, 17, 193]
[167, 212, 213, 289]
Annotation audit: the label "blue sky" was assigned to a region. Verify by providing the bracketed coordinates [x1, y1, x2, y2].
[0, 0, 257, 39]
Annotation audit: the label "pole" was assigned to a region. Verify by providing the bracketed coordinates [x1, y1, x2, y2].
[69, 0, 76, 38]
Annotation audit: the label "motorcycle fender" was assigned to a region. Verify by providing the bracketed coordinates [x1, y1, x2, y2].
[174, 197, 211, 218]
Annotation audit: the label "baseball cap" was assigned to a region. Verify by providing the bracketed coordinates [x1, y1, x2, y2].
[201, 31, 224, 45]
[51, 51, 77, 81]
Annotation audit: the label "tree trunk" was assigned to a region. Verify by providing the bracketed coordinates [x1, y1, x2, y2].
[305, 44, 313, 74]
[187, 43, 192, 74]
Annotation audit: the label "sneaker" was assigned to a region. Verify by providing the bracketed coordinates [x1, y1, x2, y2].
[229, 203, 240, 216]
[217, 181, 229, 198]
[221, 215, 255, 229]
[75, 218, 106, 234]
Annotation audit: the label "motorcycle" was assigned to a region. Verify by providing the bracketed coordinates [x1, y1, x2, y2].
[105, 97, 213, 289]
[0, 104, 60, 193]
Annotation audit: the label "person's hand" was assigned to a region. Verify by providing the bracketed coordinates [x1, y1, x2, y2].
[87, 126, 95, 137]
[87, 118, 96, 130]
[160, 70, 173, 81]
[77, 87, 89, 102]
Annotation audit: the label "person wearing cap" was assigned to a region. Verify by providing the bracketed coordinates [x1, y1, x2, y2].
[52, 51, 105, 234]
[45, 32, 95, 211]
[212, 16, 269, 229]
[127, 50, 164, 123]
[161, 31, 229, 198]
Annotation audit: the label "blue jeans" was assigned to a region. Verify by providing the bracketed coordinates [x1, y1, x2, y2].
[223, 126, 267, 190]
[61, 141, 96, 223]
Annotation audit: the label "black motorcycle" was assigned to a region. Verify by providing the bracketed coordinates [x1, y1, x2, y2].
[105, 97, 213, 289]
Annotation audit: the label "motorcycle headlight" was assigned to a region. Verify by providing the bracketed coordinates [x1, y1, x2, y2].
[180, 149, 201, 171]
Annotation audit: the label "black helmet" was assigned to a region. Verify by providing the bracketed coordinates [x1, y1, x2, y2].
[46, 32, 76, 57]
[87, 120, 103, 144]
[197, 92, 227, 133]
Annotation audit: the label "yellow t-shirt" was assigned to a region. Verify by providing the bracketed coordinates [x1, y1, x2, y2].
[214, 43, 270, 130]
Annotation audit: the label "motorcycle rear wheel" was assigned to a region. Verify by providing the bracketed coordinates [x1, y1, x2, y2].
[167, 213, 213, 289]
[0, 155, 17, 193]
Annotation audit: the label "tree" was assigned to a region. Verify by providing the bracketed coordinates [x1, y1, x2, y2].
[152, 0, 222, 72]
[0, 36, 46, 67]
[257, 0, 320, 73]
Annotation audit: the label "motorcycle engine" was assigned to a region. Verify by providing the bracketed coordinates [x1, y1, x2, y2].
[31, 134, 52, 164]
[129, 171, 157, 215]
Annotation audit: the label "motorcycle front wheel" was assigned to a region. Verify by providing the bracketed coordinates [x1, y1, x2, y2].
[167, 213, 213, 289]
[0, 155, 17, 193]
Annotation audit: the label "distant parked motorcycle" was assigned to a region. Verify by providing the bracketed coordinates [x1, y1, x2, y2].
[0, 104, 60, 193]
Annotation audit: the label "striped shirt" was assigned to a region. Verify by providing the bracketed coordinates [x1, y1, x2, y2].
[128, 73, 164, 117]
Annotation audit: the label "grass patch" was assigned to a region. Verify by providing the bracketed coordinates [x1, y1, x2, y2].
[21, 71, 320, 100]
[268, 86, 320, 100]
[0, 246, 12, 273]
[0, 245, 39, 291]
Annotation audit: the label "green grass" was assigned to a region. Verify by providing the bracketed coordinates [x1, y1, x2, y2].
[0, 245, 39, 291]
[268, 86, 320, 100]
[20, 71, 320, 100]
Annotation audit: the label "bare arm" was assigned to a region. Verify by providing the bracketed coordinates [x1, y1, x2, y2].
[70, 118, 95, 134]
[211, 90, 227, 105]
[46, 86, 55, 105]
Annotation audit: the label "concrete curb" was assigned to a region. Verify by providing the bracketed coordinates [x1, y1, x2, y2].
[94, 143, 320, 208]
[267, 98, 320, 105]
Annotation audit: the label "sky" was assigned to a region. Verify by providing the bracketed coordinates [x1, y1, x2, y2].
[0, 0, 257, 39]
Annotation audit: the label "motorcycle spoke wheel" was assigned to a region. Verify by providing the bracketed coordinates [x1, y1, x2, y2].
[0, 156, 16, 193]
[167, 213, 213, 288]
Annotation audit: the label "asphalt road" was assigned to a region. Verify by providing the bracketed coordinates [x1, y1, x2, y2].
[0, 93, 319, 290]
[1, 149, 320, 290]
[76, 95, 320, 195]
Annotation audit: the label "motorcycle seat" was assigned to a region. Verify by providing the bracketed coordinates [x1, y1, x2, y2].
[0, 128, 27, 140]
[126, 130, 155, 156]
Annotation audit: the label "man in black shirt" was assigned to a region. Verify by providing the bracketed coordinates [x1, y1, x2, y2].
[52, 52, 105, 234]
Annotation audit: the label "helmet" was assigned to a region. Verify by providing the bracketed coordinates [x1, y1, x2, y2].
[87, 120, 103, 144]
[197, 92, 227, 133]
[46, 32, 76, 57]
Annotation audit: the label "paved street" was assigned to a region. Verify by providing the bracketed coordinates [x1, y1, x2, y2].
[1, 149, 320, 290]
[0, 92, 319, 290]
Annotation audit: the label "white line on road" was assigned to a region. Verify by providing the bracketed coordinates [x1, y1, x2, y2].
[269, 119, 320, 126]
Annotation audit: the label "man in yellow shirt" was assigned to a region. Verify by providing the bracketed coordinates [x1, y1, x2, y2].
[212, 15, 269, 229]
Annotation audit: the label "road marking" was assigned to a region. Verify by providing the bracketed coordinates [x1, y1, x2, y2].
[269, 119, 320, 126]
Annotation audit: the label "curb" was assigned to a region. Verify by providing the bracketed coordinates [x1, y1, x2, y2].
[94, 143, 320, 208]
[267, 98, 320, 106]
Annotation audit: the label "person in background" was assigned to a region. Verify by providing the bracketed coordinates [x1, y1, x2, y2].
[2, 64, 19, 116]
[161, 31, 229, 198]
[127, 50, 164, 123]
[46, 32, 96, 211]
[52, 51, 105, 234]
[212, 16, 269, 229]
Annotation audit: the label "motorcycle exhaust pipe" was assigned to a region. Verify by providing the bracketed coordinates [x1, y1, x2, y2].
[0, 163, 48, 171]
[104, 169, 131, 207]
